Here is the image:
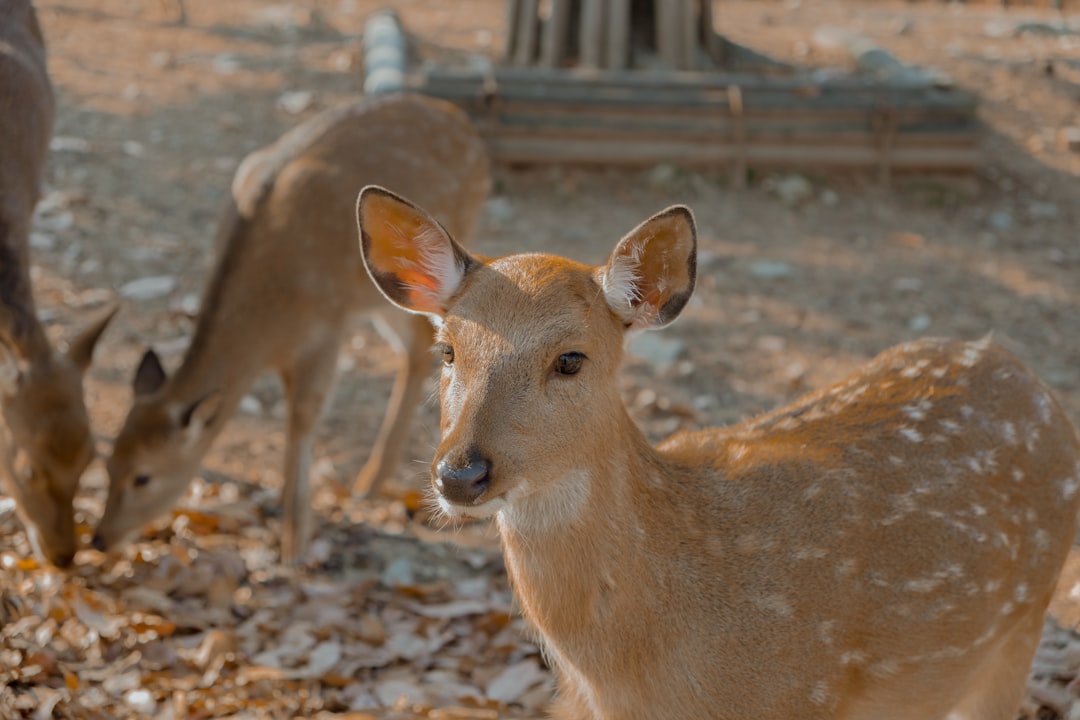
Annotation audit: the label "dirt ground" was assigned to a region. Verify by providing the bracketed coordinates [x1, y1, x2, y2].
[2, 0, 1080, 717]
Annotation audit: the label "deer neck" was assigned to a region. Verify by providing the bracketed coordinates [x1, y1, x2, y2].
[495, 408, 667, 642]
[167, 219, 273, 409]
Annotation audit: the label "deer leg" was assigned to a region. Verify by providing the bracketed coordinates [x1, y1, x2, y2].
[279, 331, 342, 565]
[353, 310, 434, 497]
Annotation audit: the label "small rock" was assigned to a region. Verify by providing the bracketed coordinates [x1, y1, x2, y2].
[122, 141, 145, 157]
[909, 314, 932, 333]
[124, 689, 156, 715]
[693, 395, 718, 411]
[645, 163, 679, 191]
[893, 277, 923, 293]
[983, 20, 1014, 38]
[212, 55, 242, 75]
[29, 233, 55, 250]
[485, 196, 514, 223]
[748, 260, 794, 280]
[381, 557, 415, 587]
[772, 174, 813, 207]
[1028, 201, 1059, 220]
[277, 90, 315, 115]
[987, 210, 1013, 231]
[119, 275, 176, 301]
[820, 189, 839, 207]
[49, 136, 92, 153]
[239, 396, 262, 416]
[173, 292, 201, 316]
[628, 334, 686, 367]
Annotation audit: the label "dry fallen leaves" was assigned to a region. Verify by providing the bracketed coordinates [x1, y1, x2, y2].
[0, 488, 551, 720]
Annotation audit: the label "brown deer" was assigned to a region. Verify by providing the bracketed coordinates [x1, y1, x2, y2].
[1, 0, 114, 568]
[93, 94, 490, 564]
[358, 185, 1080, 720]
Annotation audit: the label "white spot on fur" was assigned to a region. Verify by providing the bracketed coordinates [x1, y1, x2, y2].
[905, 578, 943, 593]
[1012, 467, 1025, 483]
[939, 418, 963, 435]
[755, 594, 793, 617]
[818, 620, 836, 645]
[869, 659, 900, 678]
[1014, 583, 1029, 603]
[958, 345, 983, 367]
[840, 650, 868, 666]
[1034, 529, 1051, 552]
[794, 546, 828, 561]
[965, 450, 998, 475]
[802, 484, 823, 501]
[836, 559, 857, 579]
[902, 401, 932, 421]
[1060, 477, 1079, 500]
[972, 624, 999, 647]
[1000, 421, 1018, 446]
[1034, 391, 1053, 425]
[898, 427, 923, 443]
[810, 681, 829, 705]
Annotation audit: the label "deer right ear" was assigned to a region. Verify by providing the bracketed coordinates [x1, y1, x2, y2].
[357, 185, 475, 317]
[600, 205, 697, 331]
[133, 349, 167, 396]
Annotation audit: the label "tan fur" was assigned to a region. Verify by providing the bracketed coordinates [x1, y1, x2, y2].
[95, 94, 490, 564]
[358, 188, 1080, 720]
[0, 0, 113, 567]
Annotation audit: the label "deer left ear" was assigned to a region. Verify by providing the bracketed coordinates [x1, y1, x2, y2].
[599, 205, 697, 331]
[357, 185, 476, 318]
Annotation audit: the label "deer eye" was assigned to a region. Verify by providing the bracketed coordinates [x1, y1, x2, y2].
[440, 344, 455, 367]
[555, 352, 586, 376]
[133, 474, 151, 488]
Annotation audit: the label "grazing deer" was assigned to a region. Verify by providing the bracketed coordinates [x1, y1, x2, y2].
[358, 185, 1080, 720]
[93, 94, 490, 564]
[0, 0, 114, 568]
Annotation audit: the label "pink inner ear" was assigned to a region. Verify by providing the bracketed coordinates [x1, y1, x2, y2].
[361, 191, 460, 315]
[603, 208, 695, 328]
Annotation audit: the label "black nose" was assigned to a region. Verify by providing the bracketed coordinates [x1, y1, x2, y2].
[435, 450, 492, 505]
[90, 533, 106, 552]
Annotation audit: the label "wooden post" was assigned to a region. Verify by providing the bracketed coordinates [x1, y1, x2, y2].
[679, 0, 697, 70]
[579, 0, 606, 69]
[606, 0, 631, 70]
[504, 0, 520, 62]
[541, 0, 572, 68]
[656, 0, 682, 70]
[512, 0, 539, 66]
